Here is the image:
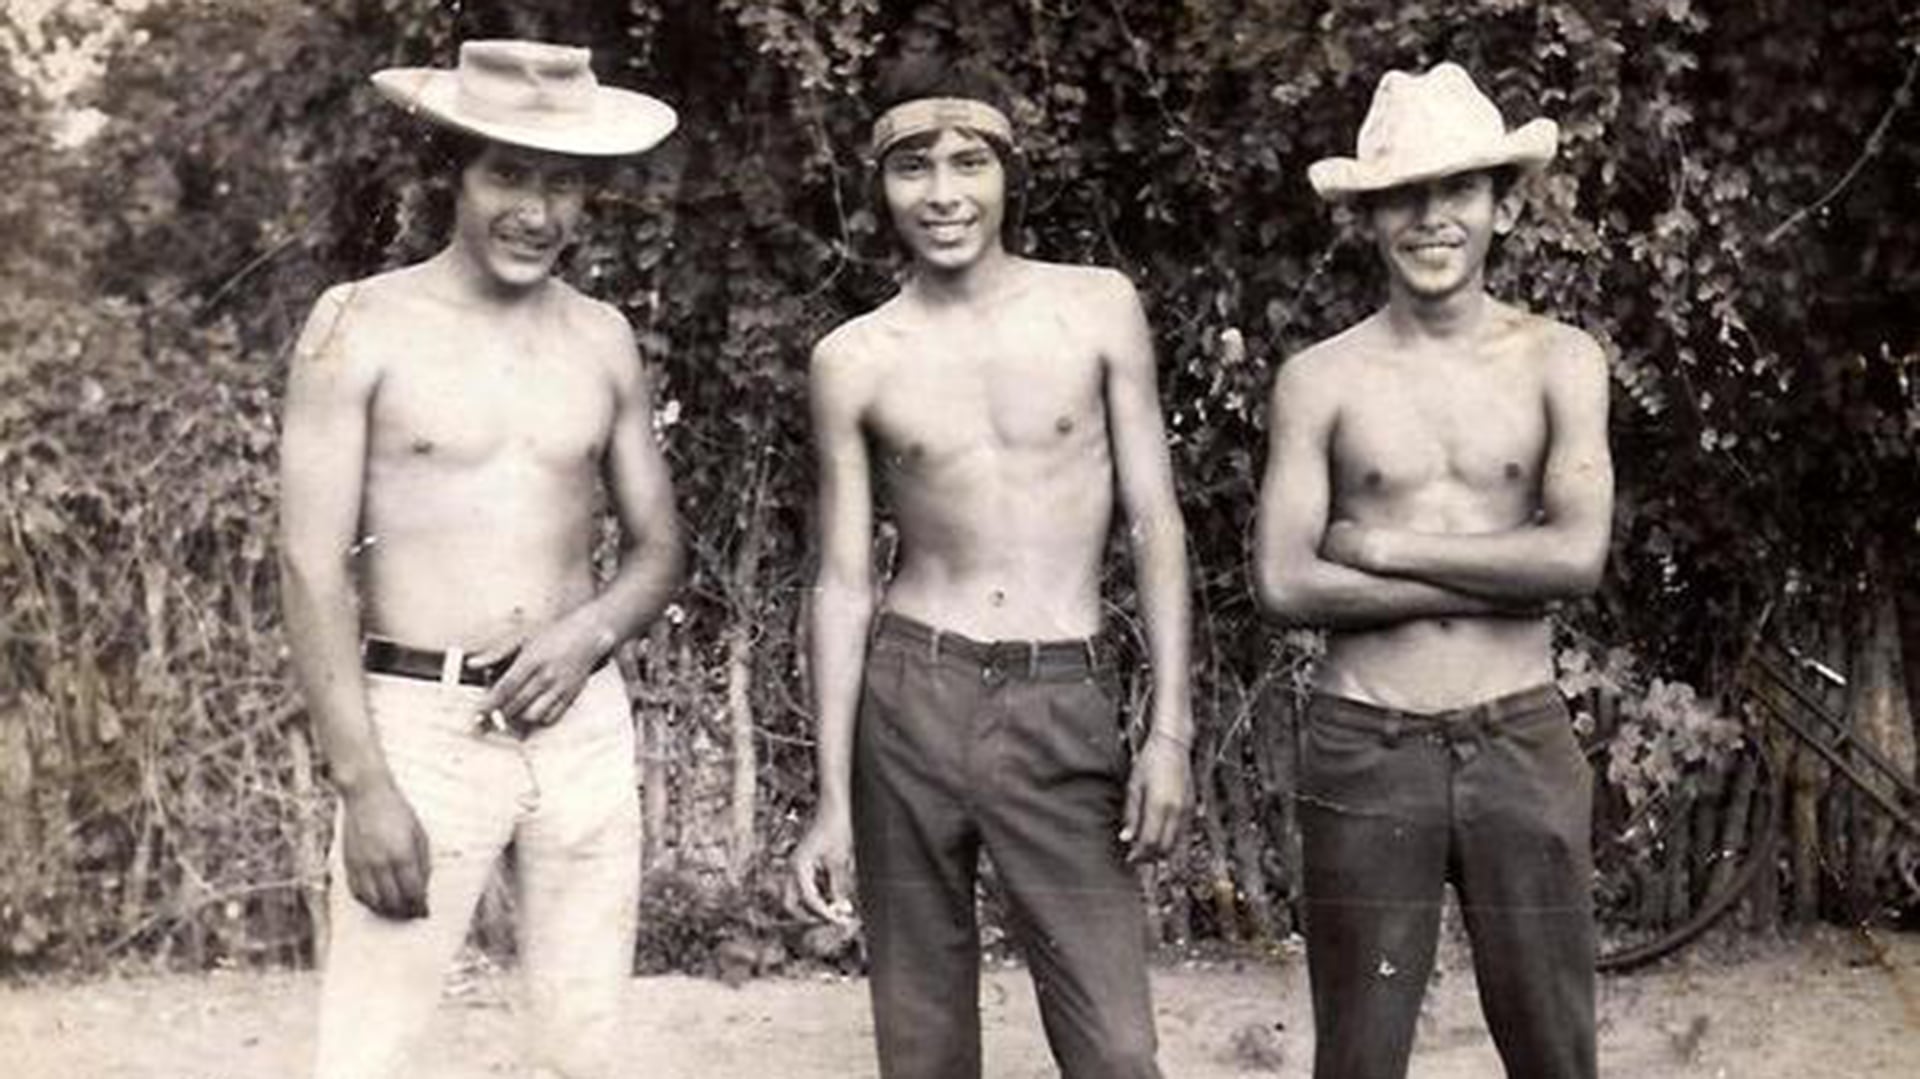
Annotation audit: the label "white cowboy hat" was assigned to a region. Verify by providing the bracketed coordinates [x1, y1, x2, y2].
[372, 40, 677, 157]
[1308, 62, 1557, 200]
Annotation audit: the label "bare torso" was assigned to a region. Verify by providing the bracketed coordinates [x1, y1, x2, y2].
[846, 262, 1122, 639]
[339, 265, 618, 650]
[1318, 304, 1561, 706]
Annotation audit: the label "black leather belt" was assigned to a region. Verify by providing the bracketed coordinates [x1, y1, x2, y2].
[363, 638, 518, 687]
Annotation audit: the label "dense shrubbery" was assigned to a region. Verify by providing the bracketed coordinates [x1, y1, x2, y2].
[2, 0, 1915, 973]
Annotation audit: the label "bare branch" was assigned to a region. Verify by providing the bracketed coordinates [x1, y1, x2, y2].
[1764, 49, 1919, 247]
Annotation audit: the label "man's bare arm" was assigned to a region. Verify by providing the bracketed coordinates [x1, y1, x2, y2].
[792, 333, 876, 922]
[279, 289, 375, 787]
[1099, 271, 1193, 862]
[278, 285, 429, 919]
[594, 318, 686, 633]
[1252, 353, 1528, 630]
[480, 309, 684, 726]
[1102, 273, 1192, 744]
[1321, 332, 1613, 601]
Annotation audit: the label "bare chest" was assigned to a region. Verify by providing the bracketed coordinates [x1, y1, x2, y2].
[1332, 362, 1548, 498]
[368, 336, 613, 470]
[863, 323, 1107, 474]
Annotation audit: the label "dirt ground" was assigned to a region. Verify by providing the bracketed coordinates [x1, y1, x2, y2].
[2, 926, 1914, 1078]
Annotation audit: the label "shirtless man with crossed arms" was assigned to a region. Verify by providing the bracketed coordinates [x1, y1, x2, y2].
[279, 41, 680, 1079]
[791, 55, 1193, 1079]
[1254, 63, 1613, 1079]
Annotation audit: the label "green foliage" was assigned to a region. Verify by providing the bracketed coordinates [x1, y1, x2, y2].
[4, 0, 1916, 971]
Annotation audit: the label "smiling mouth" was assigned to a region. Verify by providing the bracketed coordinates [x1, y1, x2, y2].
[497, 234, 557, 257]
[1400, 242, 1464, 265]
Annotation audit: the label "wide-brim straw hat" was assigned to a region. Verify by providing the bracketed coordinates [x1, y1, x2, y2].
[1308, 62, 1557, 200]
[372, 40, 677, 157]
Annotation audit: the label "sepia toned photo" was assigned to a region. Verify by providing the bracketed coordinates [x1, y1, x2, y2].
[2, 2, 1916, 1077]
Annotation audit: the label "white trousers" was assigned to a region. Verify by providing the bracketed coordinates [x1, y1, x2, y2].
[312, 665, 640, 1079]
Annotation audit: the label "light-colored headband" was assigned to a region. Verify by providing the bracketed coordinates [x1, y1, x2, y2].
[868, 97, 1015, 160]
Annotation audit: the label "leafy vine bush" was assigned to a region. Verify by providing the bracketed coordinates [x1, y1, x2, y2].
[3, 0, 1914, 972]
[1558, 642, 1744, 811]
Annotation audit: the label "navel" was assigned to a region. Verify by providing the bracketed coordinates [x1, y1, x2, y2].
[409, 437, 435, 456]
[1504, 461, 1523, 481]
[1055, 415, 1074, 435]
[989, 588, 1006, 607]
[1364, 469, 1383, 489]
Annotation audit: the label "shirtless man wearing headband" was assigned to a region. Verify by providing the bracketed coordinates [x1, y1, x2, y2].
[791, 55, 1193, 1079]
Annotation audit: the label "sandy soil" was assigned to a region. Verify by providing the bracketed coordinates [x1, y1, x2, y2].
[2, 926, 1914, 1078]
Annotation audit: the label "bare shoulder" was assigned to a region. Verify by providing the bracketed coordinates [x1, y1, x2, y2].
[1273, 313, 1383, 402]
[805, 310, 891, 434]
[556, 287, 647, 383]
[565, 285, 633, 337]
[1489, 303, 1603, 371]
[1027, 259, 1140, 313]
[299, 263, 447, 341]
[290, 271, 415, 378]
[1545, 320, 1608, 382]
[294, 282, 358, 358]
[810, 302, 900, 391]
[1502, 308, 1608, 395]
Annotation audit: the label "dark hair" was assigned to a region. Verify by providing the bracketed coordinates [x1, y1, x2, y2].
[1488, 164, 1522, 200]
[1356, 165, 1524, 212]
[422, 127, 491, 178]
[392, 127, 488, 254]
[397, 127, 613, 256]
[866, 51, 1029, 254]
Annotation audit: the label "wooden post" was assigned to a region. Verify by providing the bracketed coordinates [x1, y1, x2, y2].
[1663, 791, 1694, 928]
[723, 445, 770, 884]
[1788, 743, 1824, 924]
[0, 710, 35, 914]
[1195, 726, 1241, 942]
[1844, 547, 1917, 919]
[1221, 725, 1272, 941]
[1252, 682, 1300, 940]
[634, 624, 676, 873]
[1745, 764, 1784, 931]
[286, 723, 328, 966]
[723, 618, 759, 883]
[1709, 748, 1760, 897]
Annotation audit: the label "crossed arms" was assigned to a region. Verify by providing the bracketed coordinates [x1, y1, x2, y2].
[1252, 332, 1613, 630]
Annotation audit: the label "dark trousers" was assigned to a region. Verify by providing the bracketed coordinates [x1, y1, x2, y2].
[852, 612, 1162, 1079]
[1300, 685, 1596, 1079]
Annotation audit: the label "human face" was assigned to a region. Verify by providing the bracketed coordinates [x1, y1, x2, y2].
[451, 142, 592, 291]
[880, 127, 1007, 274]
[1364, 170, 1516, 302]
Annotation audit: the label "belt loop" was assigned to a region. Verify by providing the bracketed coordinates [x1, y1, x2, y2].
[927, 627, 940, 664]
[1082, 638, 1097, 673]
[1026, 641, 1039, 679]
[441, 646, 465, 687]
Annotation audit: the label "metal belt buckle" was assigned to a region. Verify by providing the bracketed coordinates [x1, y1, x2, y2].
[440, 646, 466, 687]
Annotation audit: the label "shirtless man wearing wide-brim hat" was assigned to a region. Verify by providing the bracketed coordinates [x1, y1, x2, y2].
[279, 40, 682, 1079]
[1254, 62, 1613, 1079]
